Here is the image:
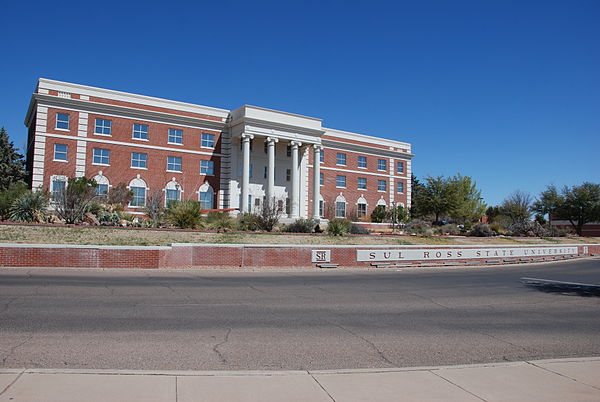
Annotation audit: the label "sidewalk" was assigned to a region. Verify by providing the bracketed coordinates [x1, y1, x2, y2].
[1, 357, 599, 401]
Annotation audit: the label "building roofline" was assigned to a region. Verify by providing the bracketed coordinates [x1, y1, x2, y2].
[323, 127, 411, 149]
[238, 104, 323, 123]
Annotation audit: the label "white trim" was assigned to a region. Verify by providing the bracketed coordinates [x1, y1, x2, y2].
[316, 165, 408, 180]
[324, 144, 411, 160]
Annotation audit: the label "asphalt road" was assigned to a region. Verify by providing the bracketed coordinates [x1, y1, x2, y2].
[1, 259, 599, 371]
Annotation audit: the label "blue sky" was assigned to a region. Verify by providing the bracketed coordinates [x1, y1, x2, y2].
[1, 0, 598, 206]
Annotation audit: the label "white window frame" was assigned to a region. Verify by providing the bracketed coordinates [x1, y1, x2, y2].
[131, 152, 148, 169]
[168, 128, 183, 145]
[377, 159, 387, 171]
[336, 153, 347, 166]
[92, 148, 110, 166]
[336, 175, 346, 188]
[132, 123, 149, 140]
[358, 156, 367, 169]
[200, 160, 214, 176]
[397, 161, 404, 174]
[167, 156, 182, 172]
[201, 133, 215, 149]
[55, 113, 69, 130]
[357, 177, 367, 190]
[94, 118, 112, 136]
[377, 179, 387, 192]
[397, 181, 405, 194]
[53, 144, 68, 162]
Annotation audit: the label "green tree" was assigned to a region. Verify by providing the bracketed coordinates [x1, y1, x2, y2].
[447, 174, 486, 228]
[53, 177, 99, 224]
[0, 127, 26, 191]
[534, 183, 600, 236]
[501, 191, 532, 225]
[415, 176, 458, 223]
[370, 205, 387, 223]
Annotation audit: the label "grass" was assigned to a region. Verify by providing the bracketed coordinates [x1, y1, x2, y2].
[1, 223, 597, 247]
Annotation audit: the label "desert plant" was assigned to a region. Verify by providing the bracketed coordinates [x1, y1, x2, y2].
[9, 190, 49, 223]
[205, 212, 235, 230]
[0, 181, 28, 220]
[285, 218, 316, 233]
[489, 222, 507, 235]
[508, 221, 550, 237]
[327, 218, 352, 235]
[106, 183, 133, 211]
[469, 223, 495, 237]
[144, 190, 165, 224]
[97, 210, 121, 225]
[350, 223, 370, 235]
[434, 224, 461, 235]
[166, 200, 204, 229]
[370, 205, 387, 223]
[254, 198, 282, 232]
[236, 213, 261, 231]
[404, 219, 433, 236]
[53, 177, 99, 224]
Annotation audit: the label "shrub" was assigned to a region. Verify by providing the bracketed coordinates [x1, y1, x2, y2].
[469, 223, 495, 237]
[0, 182, 28, 220]
[9, 190, 49, 223]
[285, 218, 316, 233]
[106, 183, 133, 210]
[236, 213, 261, 231]
[166, 200, 204, 229]
[508, 221, 550, 237]
[403, 219, 433, 236]
[205, 212, 235, 230]
[489, 222, 507, 235]
[434, 224, 461, 235]
[144, 190, 165, 225]
[254, 198, 282, 232]
[350, 223, 370, 235]
[53, 177, 99, 224]
[327, 218, 352, 235]
[370, 205, 387, 223]
[97, 210, 121, 225]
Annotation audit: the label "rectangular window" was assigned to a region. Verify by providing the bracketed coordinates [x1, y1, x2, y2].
[397, 181, 405, 193]
[200, 160, 214, 175]
[201, 133, 215, 148]
[167, 156, 182, 172]
[286, 169, 291, 181]
[378, 180, 387, 192]
[335, 201, 346, 218]
[92, 148, 110, 165]
[54, 144, 67, 161]
[199, 191, 214, 210]
[56, 113, 69, 130]
[320, 150, 324, 163]
[166, 189, 180, 205]
[358, 156, 367, 168]
[96, 184, 109, 196]
[130, 187, 146, 207]
[320, 173, 324, 186]
[131, 152, 147, 169]
[287, 145, 291, 157]
[336, 153, 346, 166]
[168, 128, 183, 144]
[263, 166, 267, 179]
[336, 175, 346, 188]
[378, 159, 387, 171]
[319, 200, 324, 217]
[133, 123, 148, 140]
[397, 161, 404, 174]
[357, 177, 367, 190]
[94, 119, 112, 135]
[52, 179, 66, 200]
[357, 203, 367, 218]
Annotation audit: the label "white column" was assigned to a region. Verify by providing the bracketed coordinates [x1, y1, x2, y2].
[290, 140, 302, 218]
[266, 137, 278, 204]
[312, 145, 321, 220]
[241, 133, 253, 213]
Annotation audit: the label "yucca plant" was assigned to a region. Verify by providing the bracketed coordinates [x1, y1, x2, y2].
[9, 190, 49, 223]
[166, 200, 204, 229]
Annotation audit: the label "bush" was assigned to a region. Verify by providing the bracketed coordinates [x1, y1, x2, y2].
[434, 224, 461, 235]
[403, 219, 433, 236]
[166, 200, 204, 229]
[350, 223, 370, 235]
[489, 222, 507, 235]
[205, 212, 235, 230]
[236, 213, 261, 231]
[0, 182, 28, 220]
[370, 205, 387, 223]
[508, 221, 550, 237]
[254, 198, 282, 232]
[97, 210, 121, 225]
[469, 223, 495, 237]
[327, 218, 353, 235]
[9, 190, 49, 223]
[285, 218, 316, 233]
[53, 177, 99, 224]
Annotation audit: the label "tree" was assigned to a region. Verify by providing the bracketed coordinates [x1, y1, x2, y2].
[53, 177, 99, 224]
[500, 191, 532, 225]
[0, 127, 26, 191]
[447, 174, 486, 228]
[534, 183, 600, 236]
[370, 205, 387, 223]
[388, 204, 409, 224]
[414, 176, 458, 223]
[106, 183, 133, 210]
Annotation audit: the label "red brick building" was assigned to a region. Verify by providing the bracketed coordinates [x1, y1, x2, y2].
[25, 79, 413, 220]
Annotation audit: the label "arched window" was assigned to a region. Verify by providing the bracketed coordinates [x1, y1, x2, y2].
[357, 195, 368, 218]
[335, 194, 346, 218]
[198, 183, 214, 210]
[93, 171, 110, 196]
[50, 175, 68, 201]
[129, 175, 147, 207]
[165, 178, 181, 206]
[376, 197, 388, 207]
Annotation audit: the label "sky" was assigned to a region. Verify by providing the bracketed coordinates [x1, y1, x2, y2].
[1, 0, 598, 206]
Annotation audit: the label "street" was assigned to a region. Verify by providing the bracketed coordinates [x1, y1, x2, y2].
[1, 259, 599, 371]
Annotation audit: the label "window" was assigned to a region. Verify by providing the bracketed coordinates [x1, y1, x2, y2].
[200, 160, 214, 175]
[51, 179, 66, 200]
[358, 177, 367, 190]
[54, 144, 67, 161]
[336, 153, 346, 166]
[264, 142, 268, 154]
[201, 133, 215, 148]
[320, 150, 324, 163]
[397, 161, 404, 174]
[94, 119, 112, 135]
[133, 123, 148, 140]
[263, 166, 267, 179]
[130, 187, 146, 207]
[287, 145, 291, 157]
[56, 113, 69, 130]
[168, 128, 183, 144]
[378, 159, 387, 171]
[166, 189, 180, 205]
[131, 152, 147, 169]
[378, 180, 387, 192]
[92, 148, 110, 165]
[336, 175, 346, 188]
[357, 203, 367, 218]
[358, 156, 367, 168]
[286, 169, 291, 181]
[96, 184, 109, 195]
[397, 181, 405, 193]
[335, 201, 346, 218]
[199, 189, 214, 210]
[320, 173, 324, 186]
[167, 156, 182, 172]
[319, 200, 324, 217]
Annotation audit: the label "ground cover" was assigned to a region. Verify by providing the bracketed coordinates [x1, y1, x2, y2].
[1, 223, 598, 247]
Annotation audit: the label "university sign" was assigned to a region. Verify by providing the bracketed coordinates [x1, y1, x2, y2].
[356, 247, 579, 262]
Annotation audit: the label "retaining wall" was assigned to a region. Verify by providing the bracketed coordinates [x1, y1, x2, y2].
[0, 243, 599, 269]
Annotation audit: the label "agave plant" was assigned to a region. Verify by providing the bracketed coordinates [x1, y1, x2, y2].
[9, 190, 49, 223]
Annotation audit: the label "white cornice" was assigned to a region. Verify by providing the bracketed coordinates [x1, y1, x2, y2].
[240, 104, 322, 123]
[37, 78, 230, 118]
[324, 127, 411, 150]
